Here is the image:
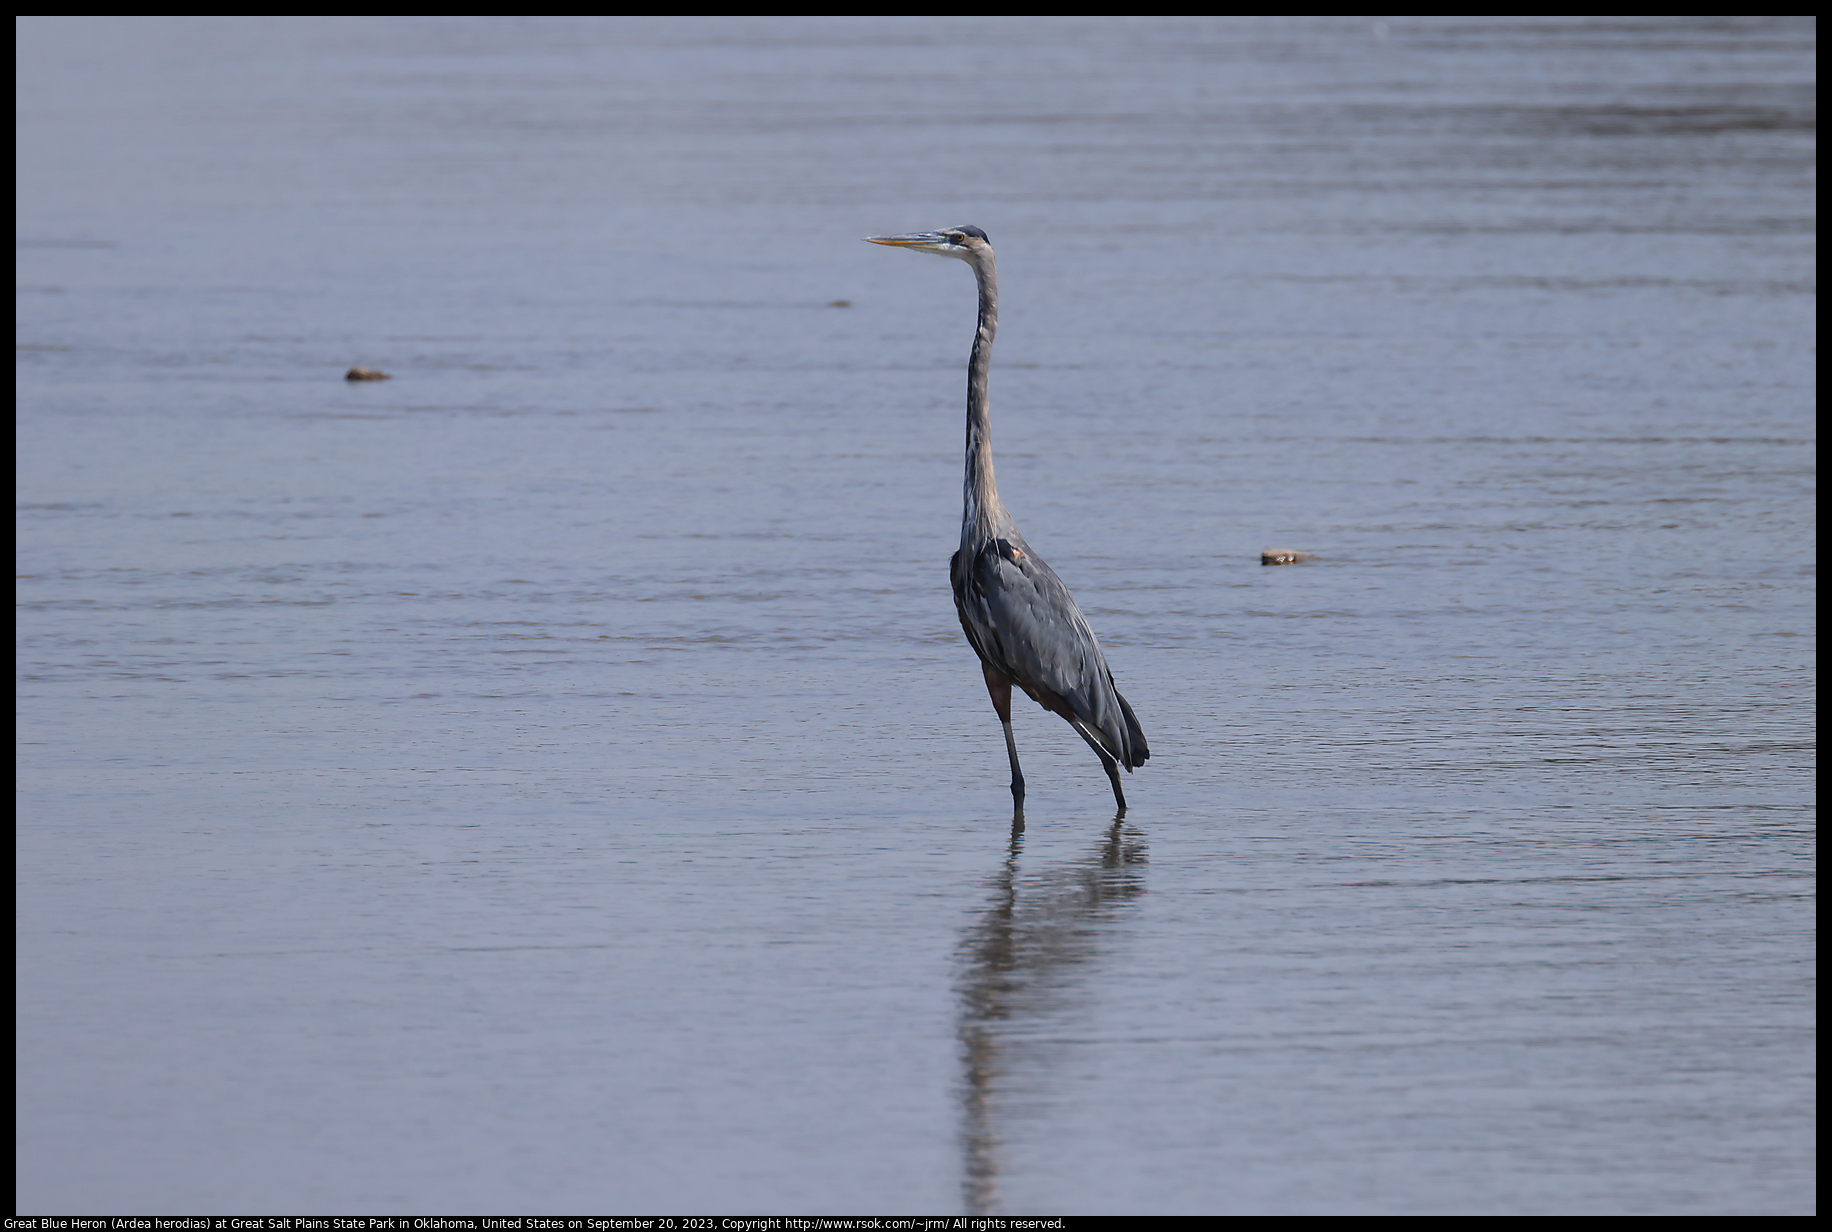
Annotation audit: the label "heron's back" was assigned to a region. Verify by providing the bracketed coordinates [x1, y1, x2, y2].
[951, 536, 1149, 770]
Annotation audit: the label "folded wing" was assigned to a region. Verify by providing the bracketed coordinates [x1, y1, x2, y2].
[952, 537, 1149, 770]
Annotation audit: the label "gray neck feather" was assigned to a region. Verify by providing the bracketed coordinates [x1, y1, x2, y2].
[964, 251, 1012, 547]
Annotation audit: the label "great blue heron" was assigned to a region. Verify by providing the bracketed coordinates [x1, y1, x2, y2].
[867, 225, 1149, 813]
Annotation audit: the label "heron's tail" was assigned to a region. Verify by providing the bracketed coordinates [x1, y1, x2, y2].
[1115, 689, 1149, 770]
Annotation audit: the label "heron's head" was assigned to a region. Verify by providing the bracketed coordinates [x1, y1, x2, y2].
[865, 225, 991, 263]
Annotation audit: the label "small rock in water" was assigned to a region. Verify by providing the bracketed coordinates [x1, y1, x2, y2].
[1261, 548, 1320, 565]
[345, 366, 391, 381]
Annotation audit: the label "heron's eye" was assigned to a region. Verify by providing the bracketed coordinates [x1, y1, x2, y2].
[946, 233, 965, 244]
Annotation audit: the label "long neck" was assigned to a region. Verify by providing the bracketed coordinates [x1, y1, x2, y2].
[964, 251, 1008, 544]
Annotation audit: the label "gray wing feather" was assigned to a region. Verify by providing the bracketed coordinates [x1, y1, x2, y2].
[952, 538, 1149, 769]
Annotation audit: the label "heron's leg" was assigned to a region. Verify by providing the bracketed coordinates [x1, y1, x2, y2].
[1097, 753, 1126, 815]
[1102, 758, 1127, 815]
[1070, 721, 1127, 814]
[1000, 720, 1026, 803]
[981, 663, 1025, 802]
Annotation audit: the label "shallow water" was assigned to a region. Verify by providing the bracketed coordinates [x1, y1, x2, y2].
[16, 16, 1815, 1215]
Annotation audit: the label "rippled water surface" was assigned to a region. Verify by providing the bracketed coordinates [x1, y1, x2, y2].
[16, 16, 1815, 1215]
